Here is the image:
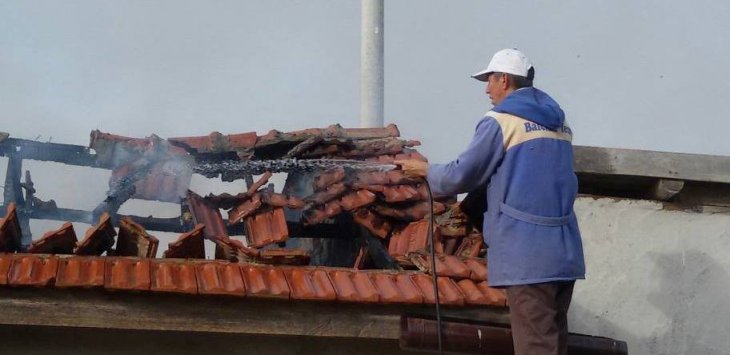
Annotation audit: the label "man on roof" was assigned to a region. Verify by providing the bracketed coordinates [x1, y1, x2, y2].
[396, 48, 585, 355]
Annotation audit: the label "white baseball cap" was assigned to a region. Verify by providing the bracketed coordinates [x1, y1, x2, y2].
[471, 48, 533, 82]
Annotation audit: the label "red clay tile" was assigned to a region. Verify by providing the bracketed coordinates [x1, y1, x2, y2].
[374, 201, 447, 221]
[312, 167, 346, 191]
[244, 207, 288, 248]
[257, 248, 310, 266]
[328, 270, 380, 303]
[283, 268, 337, 301]
[442, 237, 459, 255]
[386, 170, 419, 185]
[116, 217, 159, 258]
[8, 254, 59, 287]
[368, 272, 424, 304]
[27, 222, 77, 254]
[105, 257, 151, 291]
[195, 261, 246, 296]
[213, 237, 259, 262]
[150, 260, 198, 294]
[56, 256, 106, 288]
[337, 138, 420, 158]
[409, 273, 465, 306]
[339, 190, 376, 211]
[410, 254, 471, 279]
[305, 183, 347, 205]
[455, 234, 483, 258]
[353, 209, 391, 239]
[388, 220, 442, 258]
[228, 194, 263, 224]
[187, 190, 229, 240]
[455, 279, 506, 307]
[0, 254, 12, 285]
[247, 172, 273, 195]
[163, 224, 206, 259]
[464, 258, 487, 282]
[169, 131, 257, 153]
[0, 203, 22, 253]
[240, 264, 290, 299]
[476, 281, 508, 307]
[75, 213, 116, 256]
[259, 191, 305, 210]
[351, 172, 390, 188]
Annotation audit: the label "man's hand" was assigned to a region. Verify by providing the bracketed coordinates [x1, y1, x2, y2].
[394, 159, 428, 178]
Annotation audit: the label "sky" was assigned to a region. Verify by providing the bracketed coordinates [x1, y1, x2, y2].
[1, 0, 729, 250]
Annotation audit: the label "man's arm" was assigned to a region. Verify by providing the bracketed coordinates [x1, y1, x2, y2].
[426, 117, 505, 196]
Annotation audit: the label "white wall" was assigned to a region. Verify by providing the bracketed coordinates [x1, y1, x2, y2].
[571, 197, 730, 355]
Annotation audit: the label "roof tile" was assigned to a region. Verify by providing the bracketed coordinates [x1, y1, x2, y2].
[0, 254, 12, 285]
[353, 209, 391, 239]
[464, 258, 487, 282]
[476, 281, 508, 307]
[456, 279, 506, 307]
[328, 270, 380, 303]
[75, 213, 116, 256]
[163, 224, 206, 259]
[213, 237, 258, 262]
[410, 254, 472, 279]
[8, 254, 59, 287]
[283, 268, 337, 301]
[374, 201, 447, 221]
[104, 257, 151, 291]
[369, 272, 423, 304]
[187, 190, 229, 240]
[257, 248, 310, 266]
[0, 203, 22, 253]
[409, 274, 465, 306]
[195, 261, 246, 296]
[246, 172, 273, 196]
[150, 260, 198, 294]
[240, 264, 290, 299]
[388, 220, 442, 258]
[339, 190, 376, 211]
[56, 256, 106, 288]
[312, 167, 346, 191]
[244, 207, 288, 248]
[168, 131, 257, 154]
[28, 222, 77, 254]
[228, 193, 263, 224]
[455, 234, 483, 258]
[116, 217, 159, 258]
[305, 183, 347, 205]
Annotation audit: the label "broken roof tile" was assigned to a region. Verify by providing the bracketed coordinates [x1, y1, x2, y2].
[150, 260, 198, 294]
[213, 237, 258, 262]
[388, 219, 442, 258]
[353, 209, 391, 239]
[454, 234, 483, 258]
[312, 167, 346, 191]
[257, 248, 310, 266]
[228, 193, 263, 224]
[163, 224, 206, 259]
[0, 254, 12, 285]
[375, 185, 425, 203]
[374, 201, 447, 221]
[241, 264, 290, 299]
[284, 268, 337, 301]
[8, 254, 59, 287]
[75, 213, 116, 256]
[305, 183, 348, 205]
[339, 190, 377, 211]
[56, 256, 105, 288]
[410, 254, 472, 280]
[105, 257, 151, 291]
[116, 217, 159, 258]
[328, 269, 380, 303]
[187, 190, 228, 240]
[336, 138, 420, 159]
[0, 203, 22, 253]
[28, 222, 77, 254]
[195, 261, 246, 296]
[244, 207, 288, 248]
[464, 258, 487, 282]
[369, 272, 424, 304]
[260, 191, 305, 209]
[168, 131, 257, 155]
[247, 172, 273, 196]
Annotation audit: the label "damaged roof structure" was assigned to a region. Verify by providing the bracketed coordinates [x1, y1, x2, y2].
[13, 125, 720, 353]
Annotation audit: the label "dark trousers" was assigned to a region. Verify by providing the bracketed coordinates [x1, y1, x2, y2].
[505, 281, 575, 355]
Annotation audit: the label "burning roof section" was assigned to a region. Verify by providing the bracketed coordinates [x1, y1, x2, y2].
[0, 124, 502, 308]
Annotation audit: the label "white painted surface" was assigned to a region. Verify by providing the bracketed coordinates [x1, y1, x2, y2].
[571, 197, 730, 355]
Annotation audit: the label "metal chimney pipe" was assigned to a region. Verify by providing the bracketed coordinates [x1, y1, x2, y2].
[360, 0, 384, 128]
